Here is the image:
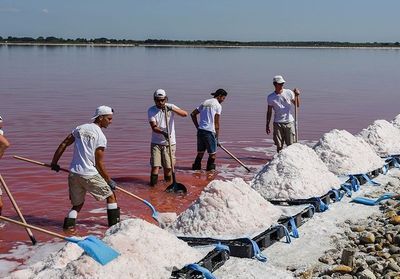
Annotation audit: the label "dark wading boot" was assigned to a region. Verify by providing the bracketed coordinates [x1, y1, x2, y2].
[164, 175, 172, 183]
[107, 208, 120, 227]
[63, 217, 76, 231]
[192, 157, 202, 170]
[206, 157, 216, 171]
[150, 174, 158, 186]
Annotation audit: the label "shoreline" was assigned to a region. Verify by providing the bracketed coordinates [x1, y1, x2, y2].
[1, 42, 400, 50]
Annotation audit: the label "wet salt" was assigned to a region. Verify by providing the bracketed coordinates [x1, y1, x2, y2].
[168, 178, 282, 238]
[251, 143, 341, 200]
[11, 219, 203, 279]
[358, 119, 400, 156]
[313, 129, 384, 175]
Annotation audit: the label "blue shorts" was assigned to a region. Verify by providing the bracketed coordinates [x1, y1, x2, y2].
[197, 129, 217, 154]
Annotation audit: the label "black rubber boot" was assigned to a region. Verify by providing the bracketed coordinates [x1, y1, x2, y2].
[164, 175, 171, 182]
[192, 157, 202, 170]
[63, 217, 76, 230]
[150, 174, 158, 186]
[206, 157, 216, 171]
[107, 208, 120, 227]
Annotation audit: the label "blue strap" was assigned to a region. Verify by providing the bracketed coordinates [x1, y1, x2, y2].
[360, 174, 380, 186]
[328, 189, 344, 202]
[375, 193, 395, 203]
[215, 242, 230, 253]
[381, 164, 389, 175]
[273, 224, 291, 243]
[352, 193, 396, 206]
[318, 198, 329, 212]
[246, 238, 267, 262]
[289, 218, 299, 238]
[185, 263, 216, 279]
[348, 175, 360, 192]
[340, 183, 352, 197]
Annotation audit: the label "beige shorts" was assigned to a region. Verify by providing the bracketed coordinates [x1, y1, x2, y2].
[150, 143, 176, 168]
[68, 173, 113, 206]
[273, 122, 295, 149]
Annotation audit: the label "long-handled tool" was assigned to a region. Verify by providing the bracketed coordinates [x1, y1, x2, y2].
[218, 144, 251, 172]
[294, 94, 299, 143]
[163, 109, 187, 194]
[0, 174, 37, 245]
[0, 215, 119, 265]
[12, 155, 165, 225]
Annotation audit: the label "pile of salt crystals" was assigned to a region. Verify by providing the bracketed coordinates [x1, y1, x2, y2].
[313, 129, 384, 175]
[392, 113, 400, 129]
[11, 219, 203, 279]
[251, 143, 341, 200]
[358, 119, 400, 156]
[168, 178, 282, 238]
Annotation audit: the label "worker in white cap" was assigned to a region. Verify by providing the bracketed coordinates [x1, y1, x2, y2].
[266, 75, 301, 152]
[147, 89, 188, 186]
[50, 105, 119, 231]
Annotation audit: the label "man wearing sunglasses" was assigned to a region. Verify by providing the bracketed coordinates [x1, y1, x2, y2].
[147, 89, 188, 186]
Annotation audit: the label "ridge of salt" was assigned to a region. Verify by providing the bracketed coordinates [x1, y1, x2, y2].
[358, 119, 400, 156]
[11, 219, 203, 279]
[391, 114, 400, 129]
[313, 129, 384, 175]
[251, 143, 341, 200]
[168, 178, 282, 238]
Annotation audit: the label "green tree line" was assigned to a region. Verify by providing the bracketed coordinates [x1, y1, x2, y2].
[1, 36, 399, 47]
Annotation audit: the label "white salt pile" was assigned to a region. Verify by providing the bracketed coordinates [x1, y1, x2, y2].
[358, 119, 400, 156]
[391, 113, 400, 129]
[251, 143, 341, 200]
[168, 178, 282, 238]
[313, 129, 384, 175]
[10, 219, 203, 279]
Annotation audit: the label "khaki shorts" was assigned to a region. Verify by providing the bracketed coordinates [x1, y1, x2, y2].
[68, 173, 113, 206]
[150, 143, 176, 168]
[273, 122, 295, 150]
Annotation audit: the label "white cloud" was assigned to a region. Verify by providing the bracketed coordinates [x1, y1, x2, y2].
[42, 8, 49, 14]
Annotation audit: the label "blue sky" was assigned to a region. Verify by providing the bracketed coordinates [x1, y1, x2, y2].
[1, 0, 399, 42]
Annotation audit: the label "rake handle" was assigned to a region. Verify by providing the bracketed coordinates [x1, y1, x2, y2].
[13, 155, 151, 208]
[0, 215, 66, 240]
[218, 144, 251, 172]
[0, 174, 37, 245]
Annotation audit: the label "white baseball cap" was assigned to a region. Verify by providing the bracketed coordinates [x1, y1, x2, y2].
[153, 89, 167, 98]
[273, 75, 286, 84]
[91, 105, 114, 119]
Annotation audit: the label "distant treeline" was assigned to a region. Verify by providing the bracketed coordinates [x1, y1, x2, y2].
[1, 36, 400, 47]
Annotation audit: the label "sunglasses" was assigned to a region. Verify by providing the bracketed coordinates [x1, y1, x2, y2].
[155, 98, 166, 103]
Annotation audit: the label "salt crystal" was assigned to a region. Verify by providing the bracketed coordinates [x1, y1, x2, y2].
[169, 178, 282, 238]
[11, 219, 203, 279]
[358, 119, 400, 156]
[251, 143, 341, 200]
[313, 129, 384, 175]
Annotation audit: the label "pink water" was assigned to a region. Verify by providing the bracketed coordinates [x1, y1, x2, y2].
[0, 46, 399, 263]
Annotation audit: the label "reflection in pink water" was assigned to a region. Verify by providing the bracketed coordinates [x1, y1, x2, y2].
[0, 46, 399, 260]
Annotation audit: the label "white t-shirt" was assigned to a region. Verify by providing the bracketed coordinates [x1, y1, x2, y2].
[148, 103, 178, 145]
[267, 89, 295, 123]
[197, 98, 222, 133]
[70, 123, 107, 176]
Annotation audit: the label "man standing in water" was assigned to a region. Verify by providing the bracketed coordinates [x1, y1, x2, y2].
[0, 115, 11, 215]
[51, 106, 119, 231]
[147, 89, 188, 186]
[191, 88, 228, 171]
[266, 75, 301, 152]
